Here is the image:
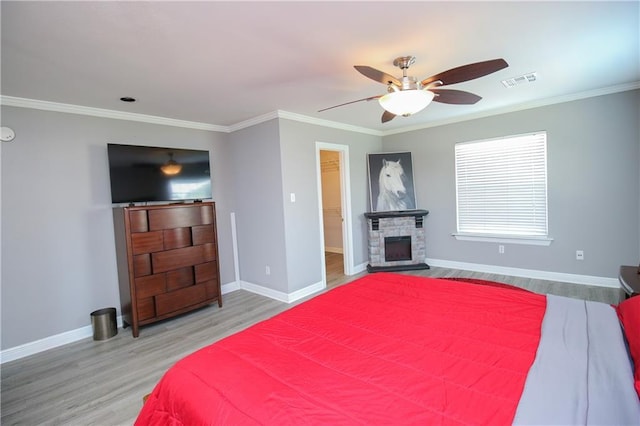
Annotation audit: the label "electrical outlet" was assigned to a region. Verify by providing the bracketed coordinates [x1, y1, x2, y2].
[576, 250, 584, 260]
[498, 245, 505, 254]
[265, 265, 271, 275]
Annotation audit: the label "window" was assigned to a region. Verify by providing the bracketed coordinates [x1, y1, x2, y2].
[454, 132, 550, 244]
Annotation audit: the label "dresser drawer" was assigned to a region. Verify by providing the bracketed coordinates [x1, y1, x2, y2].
[129, 210, 149, 233]
[137, 297, 155, 321]
[155, 284, 207, 316]
[166, 266, 195, 291]
[195, 261, 217, 283]
[203, 279, 219, 299]
[131, 231, 163, 255]
[202, 243, 217, 262]
[135, 274, 166, 299]
[152, 246, 204, 273]
[133, 254, 152, 277]
[148, 205, 213, 231]
[192, 224, 215, 245]
[163, 227, 192, 250]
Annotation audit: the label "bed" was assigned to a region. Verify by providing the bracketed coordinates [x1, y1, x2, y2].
[136, 273, 640, 425]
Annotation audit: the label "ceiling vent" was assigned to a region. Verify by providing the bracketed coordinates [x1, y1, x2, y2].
[501, 72, 537, 88]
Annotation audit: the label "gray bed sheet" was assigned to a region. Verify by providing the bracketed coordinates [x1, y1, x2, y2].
[513, 294, 640, 425]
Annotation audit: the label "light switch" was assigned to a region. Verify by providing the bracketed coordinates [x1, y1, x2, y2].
[290, 193, 296, 203]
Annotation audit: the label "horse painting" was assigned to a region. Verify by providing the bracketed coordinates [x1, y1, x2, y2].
[376, 158, 413, 211]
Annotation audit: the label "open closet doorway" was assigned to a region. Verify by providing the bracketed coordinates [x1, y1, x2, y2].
[316, 142, 353, 289]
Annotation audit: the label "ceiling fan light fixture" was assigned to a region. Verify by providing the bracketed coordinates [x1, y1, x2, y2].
[161, 153, 182, 176]
[378, 89, 435, 116]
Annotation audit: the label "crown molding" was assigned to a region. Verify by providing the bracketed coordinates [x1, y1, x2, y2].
[226, 110, 280, 132]
[3, 81, 637, 137]
[276, 110, 383, 136]
[0, 96, 227, 132]
[227, 110, 382, 136]
[381, 81, 640, 136]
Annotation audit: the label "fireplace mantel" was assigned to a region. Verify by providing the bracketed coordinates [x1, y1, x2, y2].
[365, 210, 429, 273]
[364, 209, 429, 220]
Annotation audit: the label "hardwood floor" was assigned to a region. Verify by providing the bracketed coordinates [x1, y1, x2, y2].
[2, 257, 623, 425]
[324, 252, 623, 304]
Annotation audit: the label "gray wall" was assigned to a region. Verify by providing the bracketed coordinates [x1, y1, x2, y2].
[0, 106, 232, 350]
[2, 89, 637, 352]
[279, 119, 382, 291]
[227, 118, 381, 295]
[229, 119, 289, 292]
[382, 90, 640, 278]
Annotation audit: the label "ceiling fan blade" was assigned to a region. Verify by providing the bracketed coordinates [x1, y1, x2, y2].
[318, 95, 381, 112]
[381, 110, 396, 123]
[421, 58, 508, 87]
[431, 89, 482, 105]
[354, 65, 401, 86]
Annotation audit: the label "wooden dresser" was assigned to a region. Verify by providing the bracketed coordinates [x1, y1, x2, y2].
[113, 202, 222, 337]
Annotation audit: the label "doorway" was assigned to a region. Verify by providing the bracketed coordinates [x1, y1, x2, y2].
[316, 142, 353, 289]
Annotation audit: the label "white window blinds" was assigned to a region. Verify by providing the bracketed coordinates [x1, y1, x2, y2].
[455, 132, 548, 238]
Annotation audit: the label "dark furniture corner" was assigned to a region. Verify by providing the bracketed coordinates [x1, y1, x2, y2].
[618, 265, 640, 298]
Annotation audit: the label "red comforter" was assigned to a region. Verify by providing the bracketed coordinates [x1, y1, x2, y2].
[136, 273, 546, 425]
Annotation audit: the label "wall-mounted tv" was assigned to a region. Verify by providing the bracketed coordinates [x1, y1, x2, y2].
[107, 143, 212, 204]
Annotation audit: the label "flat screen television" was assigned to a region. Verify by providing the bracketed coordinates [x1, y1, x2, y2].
[107, 143, 212, 204]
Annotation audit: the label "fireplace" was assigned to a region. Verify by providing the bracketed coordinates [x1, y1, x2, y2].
[385, 236, 412, 262]
[364, 210, 429, 272]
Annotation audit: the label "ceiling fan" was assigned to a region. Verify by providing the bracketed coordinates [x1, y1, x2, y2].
[319, 56, 508, 123]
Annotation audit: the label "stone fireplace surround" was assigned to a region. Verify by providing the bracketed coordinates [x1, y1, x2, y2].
[364, 210, 429, 273]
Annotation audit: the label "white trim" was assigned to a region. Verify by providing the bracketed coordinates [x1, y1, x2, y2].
[3, 258, 617, 364]
[352, 261, 368, 275]
[316, 142, 355, 277]
[228, 110, 382, 136]
[227, 110, 280, 132]
[315, 148, 329, 288]
[3, 82, 637, 137]
[277, 111, 381, 136]
[230, 212, 240, 284]
[382, 81, 640, 136]
[0, 316, 124, 365]
[286, 280, 325, 303]
[452, 233, 554, 246]
[237, 280, 324, 304]
[221, 281, 241, 295]
[0, 95, 226, 132]
[426, 258, 621, 289]
[338, 145, 354, 276]
[1, 279, 243, 364]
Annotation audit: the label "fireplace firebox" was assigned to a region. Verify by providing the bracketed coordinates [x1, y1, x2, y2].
[364, 210, 429, 273]
[385, 236, 412, 262]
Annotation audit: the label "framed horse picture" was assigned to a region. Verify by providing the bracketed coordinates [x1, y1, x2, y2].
[367, 151, 417, 212]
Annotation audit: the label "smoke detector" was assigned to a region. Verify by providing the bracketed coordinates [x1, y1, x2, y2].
[501, 72, 538, 88]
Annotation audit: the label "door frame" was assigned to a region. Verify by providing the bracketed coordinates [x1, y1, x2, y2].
[315, 142, 354, 285]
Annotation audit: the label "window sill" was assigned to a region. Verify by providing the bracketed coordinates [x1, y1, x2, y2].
[452, 233, 553, 246]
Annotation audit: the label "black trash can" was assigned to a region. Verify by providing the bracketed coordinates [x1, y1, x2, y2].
[91, 307, 117, 341]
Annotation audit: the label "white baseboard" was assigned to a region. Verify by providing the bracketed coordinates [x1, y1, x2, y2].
[237, 279, 325, 303]
[352, 262, 368, 275]
[426, 258, 621, 289]
[2, 280, 242, 365]
[221, 281, 241, 294]
[1, 316, 124, 365]
[3, 261, 618, 364]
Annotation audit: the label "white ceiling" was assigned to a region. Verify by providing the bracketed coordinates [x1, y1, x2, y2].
[1, 1, 639, 133]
